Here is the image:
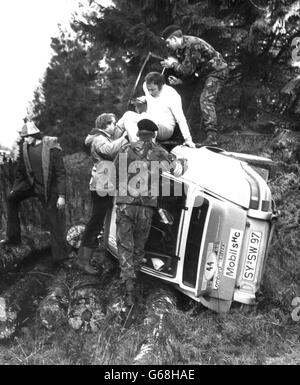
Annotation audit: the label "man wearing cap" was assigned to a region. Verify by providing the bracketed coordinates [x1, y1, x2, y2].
[0, 121, 70, 266]
[114, 118, 185, 308]
[160, 25, 229, 146]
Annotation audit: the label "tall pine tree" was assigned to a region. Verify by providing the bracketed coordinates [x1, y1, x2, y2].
[30, 0, 300, 153]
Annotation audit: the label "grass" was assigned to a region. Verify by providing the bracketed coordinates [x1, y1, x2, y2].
[1, 297, 299, 365]
[0, 135, 300, 365]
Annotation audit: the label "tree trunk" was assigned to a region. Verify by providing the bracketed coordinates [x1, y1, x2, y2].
[0, 232, 51, 274]
[38, 269, 69, 330]
[0, 264, 52, 340]
[39, 249, 117, 332]
[133, 287, 178, 364]
[67, 273, 105, 332]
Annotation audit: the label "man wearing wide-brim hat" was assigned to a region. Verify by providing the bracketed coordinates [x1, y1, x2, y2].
[0, 121, 70, 266]
[160, 25, 229, 146]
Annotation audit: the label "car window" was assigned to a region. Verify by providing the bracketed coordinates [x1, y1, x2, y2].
[145, 177, 187, 257]
[182, 196, 209, 288]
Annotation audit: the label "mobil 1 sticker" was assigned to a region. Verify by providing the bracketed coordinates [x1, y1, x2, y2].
[224, 229, 243, 279]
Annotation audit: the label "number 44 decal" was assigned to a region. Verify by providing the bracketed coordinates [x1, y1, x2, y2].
[204, 252, 217, 281]
[206, 262, 214, 269]
[291, 297, 300, 322]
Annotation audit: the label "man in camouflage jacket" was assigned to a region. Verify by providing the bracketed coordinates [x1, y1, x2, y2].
[161, 25, 229, 145]
[114, 118, 184, 307]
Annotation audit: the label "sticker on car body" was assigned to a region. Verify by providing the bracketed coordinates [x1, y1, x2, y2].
[201, 242, 226, 291]
[204, 251, 217, 281]
[201, 242, 217, 291]
[212, 242, 226, 290]
[224, 229, 244, 279]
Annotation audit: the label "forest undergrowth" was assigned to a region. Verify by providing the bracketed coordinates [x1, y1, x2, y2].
[0, 132, 299, 366]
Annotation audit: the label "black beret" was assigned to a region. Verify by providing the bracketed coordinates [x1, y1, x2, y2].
[161, 25, 182, 39]
[137, 119, 158, 133]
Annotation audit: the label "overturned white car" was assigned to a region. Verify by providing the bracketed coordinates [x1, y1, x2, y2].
[103, 145, 278, 313]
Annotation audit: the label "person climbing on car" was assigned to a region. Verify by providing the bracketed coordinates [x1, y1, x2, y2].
[115, 72, 195, 148]
[160, 25, 229, 146]
[114, 118, 185, 308]
[76, 113, 128, 275]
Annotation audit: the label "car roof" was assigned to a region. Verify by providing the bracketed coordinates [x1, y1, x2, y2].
[171, 146, 251, 208]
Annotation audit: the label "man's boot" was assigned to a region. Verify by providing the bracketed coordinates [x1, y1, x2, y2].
[76, 246, 98, 275]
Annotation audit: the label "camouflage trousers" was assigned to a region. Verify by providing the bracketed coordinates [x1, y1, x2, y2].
[199, 68, 229, 133]
[116, 204, 154, 282]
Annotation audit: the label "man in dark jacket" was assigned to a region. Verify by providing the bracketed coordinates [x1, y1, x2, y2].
[114, 118, 184, 307]
[0, 122, 69, 265]
[160, 25, 229, 146]
[76, 113, 128, 275]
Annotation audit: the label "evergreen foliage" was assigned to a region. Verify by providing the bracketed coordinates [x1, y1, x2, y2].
[30, 0, 300, 153]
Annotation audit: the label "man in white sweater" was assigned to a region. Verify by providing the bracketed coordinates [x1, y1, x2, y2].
[116, 72, 195, 148]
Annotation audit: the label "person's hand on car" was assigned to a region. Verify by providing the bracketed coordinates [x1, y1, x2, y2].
[183, 138, 196, 148]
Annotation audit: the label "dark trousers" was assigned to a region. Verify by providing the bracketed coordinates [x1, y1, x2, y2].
[81, 191, 113, 248]
[6, 188, 68, 261]
[116, 204, 154, 282]
[174, 68, 229, 136]
[199, 73, 227, 134]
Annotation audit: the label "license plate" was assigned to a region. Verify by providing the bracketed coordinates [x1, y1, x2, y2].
[242, 231, 262, 281]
